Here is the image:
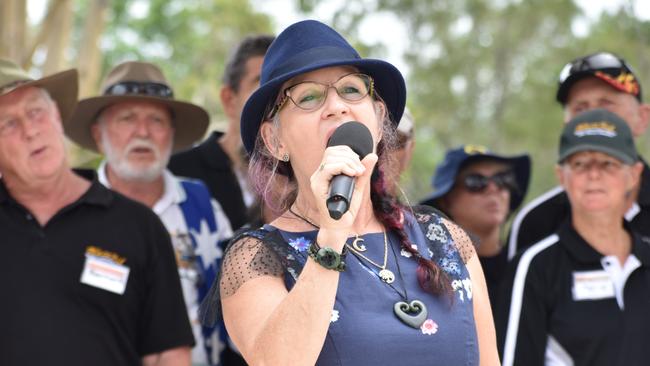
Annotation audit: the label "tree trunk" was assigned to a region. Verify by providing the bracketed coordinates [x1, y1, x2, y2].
[0, 0, 26, 62]
[42, 0, 73, 74]
[78, 0, 110, 98]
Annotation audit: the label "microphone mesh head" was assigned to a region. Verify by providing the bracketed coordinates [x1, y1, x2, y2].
[326, 121, 374, 158]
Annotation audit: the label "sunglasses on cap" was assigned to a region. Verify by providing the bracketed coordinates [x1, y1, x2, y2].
[461, 171, 517, 193]
[558, 52, 635, 84]
[104, 81, 174, 99]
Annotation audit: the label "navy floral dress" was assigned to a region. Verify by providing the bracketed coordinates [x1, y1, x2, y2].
[206, 207, 479, 365]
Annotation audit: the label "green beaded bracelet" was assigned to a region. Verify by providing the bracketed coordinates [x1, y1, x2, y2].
[308, 241, 346, 271]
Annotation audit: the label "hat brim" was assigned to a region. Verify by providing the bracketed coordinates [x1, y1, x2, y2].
[556, 69, 641, 104]
[558, 144, 636, 165]
[420, 153, 531, 212]
[6, 69, 79, 125]
[241, 57, 406, 154]
[65, 94, 209, 152]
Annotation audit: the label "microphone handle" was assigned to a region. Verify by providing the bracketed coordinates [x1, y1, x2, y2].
[326, 175, 355, 220]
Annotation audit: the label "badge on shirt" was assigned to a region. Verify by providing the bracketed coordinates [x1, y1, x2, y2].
[80, 246, 130, 295]
[572, 270, 615, 301]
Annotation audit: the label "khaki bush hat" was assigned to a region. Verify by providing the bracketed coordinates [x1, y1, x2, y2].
[0, 58, 78, 123]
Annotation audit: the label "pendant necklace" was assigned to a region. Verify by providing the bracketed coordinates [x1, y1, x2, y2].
[288, 206, 394, 282]
[288, 206, 367, 252]
[345, 231, 395, 284]
[288, 206, 428, 328]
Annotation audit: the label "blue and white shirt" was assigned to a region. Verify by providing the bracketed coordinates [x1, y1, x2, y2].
[99, 163, 232, 365]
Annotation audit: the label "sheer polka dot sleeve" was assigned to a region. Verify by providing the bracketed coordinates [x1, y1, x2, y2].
[219, 235, 284, 298]
[441, 218, 477, 264]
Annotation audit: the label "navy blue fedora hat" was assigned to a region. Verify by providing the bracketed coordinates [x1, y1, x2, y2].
[420, 145, 531, 212]
[240, 19, 407, 154]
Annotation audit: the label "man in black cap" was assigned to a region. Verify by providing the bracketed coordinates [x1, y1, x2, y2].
[506, 51, 650, 259]
[498, 108, 650, 366]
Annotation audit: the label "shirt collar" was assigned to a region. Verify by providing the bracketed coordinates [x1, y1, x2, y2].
[97, 161, 186, 215]
[560, 217, 650, 267]
[0, 169, 112, 208]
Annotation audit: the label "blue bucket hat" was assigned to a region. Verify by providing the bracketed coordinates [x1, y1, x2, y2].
[240, 19, 406, 154]
[420, 145, 531, 212]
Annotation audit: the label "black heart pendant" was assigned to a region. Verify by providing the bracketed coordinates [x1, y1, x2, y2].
[393, 300, 428, 328]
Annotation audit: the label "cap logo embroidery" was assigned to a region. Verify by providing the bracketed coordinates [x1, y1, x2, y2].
[594, 70, 640, 95]
[463, 145, 488, 155]
[574, 122, 617, 138]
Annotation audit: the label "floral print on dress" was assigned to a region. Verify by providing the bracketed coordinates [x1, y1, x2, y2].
[416, 213, 431, 223]
[287, 267, 298, 281]
[331, 309, 340, 323]
[426, 223, 448, 243]
[420, 319, 438, 335]
[418, 214, 466, 283]
[288, 236, 311, 252]
[452, 277, 473, 302]
[400, 244, 418, 258]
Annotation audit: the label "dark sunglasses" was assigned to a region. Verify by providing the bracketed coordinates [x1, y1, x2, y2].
[461, 171, 517, 193]
[558, 52, 634, 84]
[104, 81, 174, 99]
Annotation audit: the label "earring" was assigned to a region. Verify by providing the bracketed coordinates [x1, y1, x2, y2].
[281, 153, 290, 162]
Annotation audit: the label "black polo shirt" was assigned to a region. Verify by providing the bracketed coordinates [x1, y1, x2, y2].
[507, 160, 650, 259]
[496, 219, 650, 366]
[169, 131, 248, 230]
[0, 170, 194, 366]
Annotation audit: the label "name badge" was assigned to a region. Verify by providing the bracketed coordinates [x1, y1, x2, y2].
[572, 270, 614, 301]
[80, 254, 130, 295]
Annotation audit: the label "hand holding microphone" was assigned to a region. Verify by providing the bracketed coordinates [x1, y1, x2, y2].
[324, 121, 374, 220]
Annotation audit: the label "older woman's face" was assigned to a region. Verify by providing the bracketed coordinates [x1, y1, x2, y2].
[557, 151, 641, 214]
[262, 66, 384, 180]
[443, 160, 512, 232]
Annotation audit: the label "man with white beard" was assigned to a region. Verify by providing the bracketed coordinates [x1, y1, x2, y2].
[66, 61, 233, 366]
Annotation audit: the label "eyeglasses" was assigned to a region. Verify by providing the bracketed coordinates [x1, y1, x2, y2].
[564, 158, 625, 175]
[461, 171, 517, 193]
[558, 52, 634, 84]
[265, 73, 374, 119]
[104, 81, 174, 99]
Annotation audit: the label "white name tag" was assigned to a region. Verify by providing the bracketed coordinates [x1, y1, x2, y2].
[572, 270, 615, 301]
[80, 254, 130, 295]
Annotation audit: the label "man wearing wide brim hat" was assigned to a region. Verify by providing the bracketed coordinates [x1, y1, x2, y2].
[67, 61, 233, 366]
[66, 61, 209, 152]
[0, 60, 195, 364]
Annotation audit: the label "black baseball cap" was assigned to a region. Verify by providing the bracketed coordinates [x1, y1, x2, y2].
[556, 51, 642, 105]
[558, 108, 638, 164]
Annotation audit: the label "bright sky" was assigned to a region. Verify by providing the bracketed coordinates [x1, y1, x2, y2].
[25, 0, 650, 76]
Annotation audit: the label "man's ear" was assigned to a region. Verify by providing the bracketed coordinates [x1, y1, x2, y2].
[632, 102, 650, 137]
[91, 122, 105, 155]
[220, 86, 237, 121]
[259, 121, 284, 159]
[629, 161, 644, 189]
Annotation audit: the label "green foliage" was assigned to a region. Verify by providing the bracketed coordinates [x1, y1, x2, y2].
[292, 0, 650, 209]
[75, 0, 273, 129]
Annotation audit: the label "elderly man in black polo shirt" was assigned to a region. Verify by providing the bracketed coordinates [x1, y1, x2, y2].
[0, 58, 193, 365]
[507, 52, 650, 259]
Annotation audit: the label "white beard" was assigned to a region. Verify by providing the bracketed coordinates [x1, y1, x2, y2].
[100, 131, 172, 183]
